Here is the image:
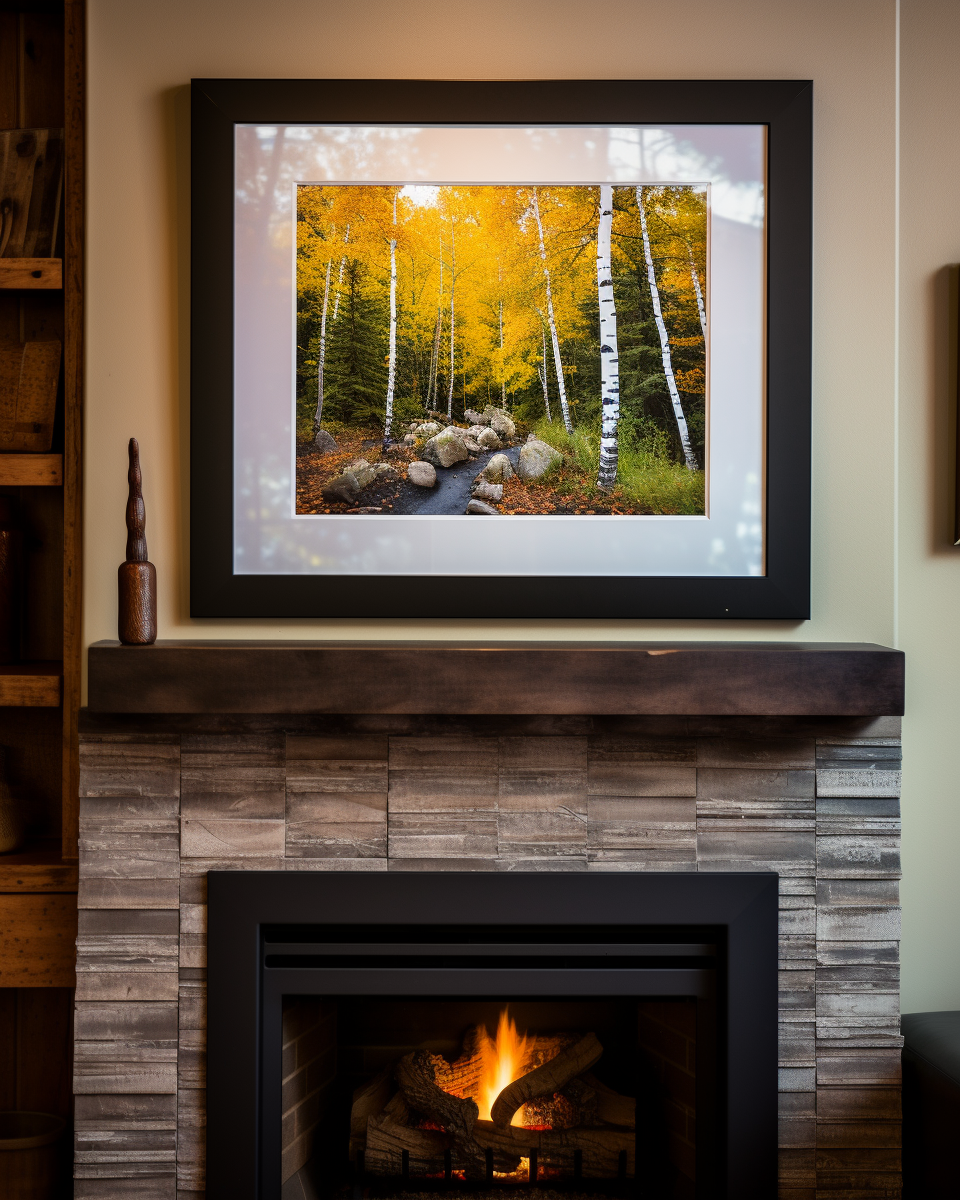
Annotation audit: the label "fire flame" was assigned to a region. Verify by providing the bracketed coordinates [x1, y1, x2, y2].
[477, 1008, 534, 1125]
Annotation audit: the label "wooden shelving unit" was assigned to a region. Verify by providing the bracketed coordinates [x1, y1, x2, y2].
[0, 0, 83, 1141]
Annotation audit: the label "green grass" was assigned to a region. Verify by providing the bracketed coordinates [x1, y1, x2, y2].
[530, 418, 705, 515]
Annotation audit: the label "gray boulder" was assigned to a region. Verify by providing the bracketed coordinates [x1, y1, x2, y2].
[402, 433, 417, 446]
[482, 406, 516, 441]
[517, 438, 562, 482]
[478, 453, 514, 484]
[419, 426, 468, 469]
[313, 428, 340, 455]
[463, 435, 482, 454]
[477, 427, 501, 450]
[342, 459, 377, 488]
[464, 408, 487, 425]
[466, 499, 499, 515]
[322, 473, 359, 505]
[414, 421, 442, 439]
[374, 463, 399, 482]
[407, 461, 437, 488]
[471, 481, 503, 502]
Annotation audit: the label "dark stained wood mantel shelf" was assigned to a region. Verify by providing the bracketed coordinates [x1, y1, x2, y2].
[86, 640, 904, 716]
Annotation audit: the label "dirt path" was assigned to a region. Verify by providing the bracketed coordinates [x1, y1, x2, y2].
[389, 445, 521, 515]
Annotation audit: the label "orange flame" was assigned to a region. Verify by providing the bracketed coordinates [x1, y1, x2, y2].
[477, 1008, 534, 1125]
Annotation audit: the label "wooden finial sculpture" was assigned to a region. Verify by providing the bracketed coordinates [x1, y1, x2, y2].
[118, 438, 157, 645]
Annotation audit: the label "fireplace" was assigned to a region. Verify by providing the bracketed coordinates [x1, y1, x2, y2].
[75, 641, 904, 1200]
[207, 871, 777, 1199]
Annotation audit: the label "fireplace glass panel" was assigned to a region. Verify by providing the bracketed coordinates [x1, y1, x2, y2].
[279, 996, 700, 1200]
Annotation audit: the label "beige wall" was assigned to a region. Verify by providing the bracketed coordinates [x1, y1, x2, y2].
[85, 0, 960, 1006]
[898, 0, 960, 1013]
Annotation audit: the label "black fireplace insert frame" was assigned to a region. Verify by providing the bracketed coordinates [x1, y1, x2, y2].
[207, 872, 778, 1200]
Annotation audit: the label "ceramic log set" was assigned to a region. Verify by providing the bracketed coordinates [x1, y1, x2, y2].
[118, 438, 157, 645]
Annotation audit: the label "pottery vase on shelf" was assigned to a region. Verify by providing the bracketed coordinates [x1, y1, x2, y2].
[0, 747, 24, 854]
[0, 495, 21, 664]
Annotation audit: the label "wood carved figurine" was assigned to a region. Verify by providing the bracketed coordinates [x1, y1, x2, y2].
[118, 438, 157, 645]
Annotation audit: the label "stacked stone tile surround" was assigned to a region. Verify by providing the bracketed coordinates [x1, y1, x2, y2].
[73, 711, 903, 1199]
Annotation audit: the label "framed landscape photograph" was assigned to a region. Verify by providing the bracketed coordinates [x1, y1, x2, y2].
[191, 79, 812, 618]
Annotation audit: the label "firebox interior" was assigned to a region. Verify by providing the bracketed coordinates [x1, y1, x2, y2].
[278, 980, 710, 1200]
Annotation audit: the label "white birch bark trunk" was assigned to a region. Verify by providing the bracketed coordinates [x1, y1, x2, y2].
[595, 185, 620, 490]
[637, 186, 699, 471]
[532, 189, 573, 433]
[384, 193, 398, 444]
[539, 322, 552, 422]
[447, 220, 456, 420]
[313, 257, 332, 432]
[498, 295, 506, 408]
[427, 309, 441, 410]
[428, 235, 444, 409]
[332, 224, 350, 322]
[688, 243, 707, 341]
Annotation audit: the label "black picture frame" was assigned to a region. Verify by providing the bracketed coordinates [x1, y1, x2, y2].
[191, 78, 812, 619]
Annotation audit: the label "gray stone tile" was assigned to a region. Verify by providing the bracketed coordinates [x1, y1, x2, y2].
[78, 879, 181, 910]
[179, 819, 285, 859]
[697, 768, 815, 801]
[697, 738, 815, 768]
[388, 811, 498, 858]
[498, 736, 587, 813]
[816, 905, 901, 942]
[80, 833, 181, 880]
[816, 835, 900, 878]
[697, 829, 815, 875]
[282, 858, 388, 871]
[498, 809, 587, 856]
[587, 796, 695, 851]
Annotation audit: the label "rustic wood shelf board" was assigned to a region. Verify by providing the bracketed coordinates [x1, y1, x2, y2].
[0, 840, 77, 893]
[86, 640, 905, 716]
[0, 257, 62, 289]
[0, 452, 62, 485]
[0, 661, 63, 706]
[0, 892, 77, 986]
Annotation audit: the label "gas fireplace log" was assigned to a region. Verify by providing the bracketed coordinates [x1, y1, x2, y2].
[541, 1126, 636, 1177]
[489, 1032, 604, 1128]
[580, 1072, 636, 1129]
[432, 1025, 485, 1099]
[365, 1109, 451, 1176]
[395, 1050, 510, 1176]
[472, 1120, 635, 1178]
[396, 1051, 480, 1144]
[562, 1073, 636, 1130]
[350, 1066, 394, 1155]
[430, 1027, 575, 1104]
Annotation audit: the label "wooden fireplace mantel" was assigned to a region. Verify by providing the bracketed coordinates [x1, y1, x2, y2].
[86, 640, 904, 716]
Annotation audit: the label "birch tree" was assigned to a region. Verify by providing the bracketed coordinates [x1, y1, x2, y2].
[331, 225, 350, 321]
[447, 217, 456, 420]
[531, 188, 574, 433]
[535, 319, 552, 422]
[427, 309, 442, 410]
[383, 189, 398, 444]
[595, 185, 621, 489]
[637, 185, 699, 471]
[688, 242, 707, 341]
[313, 257, 332, 433]
[499, 297, 506, 408]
